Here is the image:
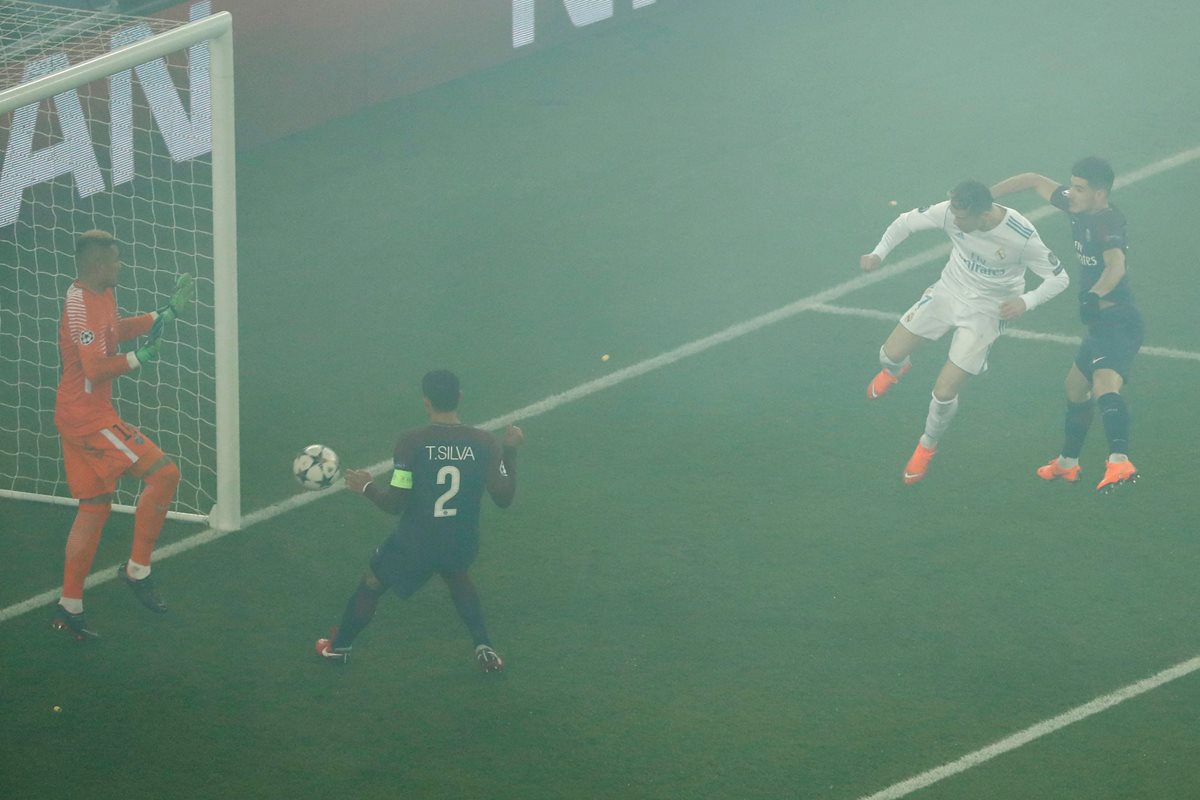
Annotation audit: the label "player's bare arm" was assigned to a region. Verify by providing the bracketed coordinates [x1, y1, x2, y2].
[487, 425, 522, 508]
[346, 468, 408, 514]
[990, 173, 1057, 202]
[343, 468, 372, 494]
[860, 253, 882, 272]
[502, 424, 523, 448]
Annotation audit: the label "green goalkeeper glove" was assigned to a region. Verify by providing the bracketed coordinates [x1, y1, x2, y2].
[150, 273, 195, 340]
[132, 338, 162, 368]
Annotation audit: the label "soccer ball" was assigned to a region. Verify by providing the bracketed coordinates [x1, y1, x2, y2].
[293, 444, 340, 490]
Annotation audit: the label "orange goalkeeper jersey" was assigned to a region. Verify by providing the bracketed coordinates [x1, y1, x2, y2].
[54, 281, 154, 438]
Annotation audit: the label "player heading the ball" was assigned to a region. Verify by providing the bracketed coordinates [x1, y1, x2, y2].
[860, 180, 1069, 485]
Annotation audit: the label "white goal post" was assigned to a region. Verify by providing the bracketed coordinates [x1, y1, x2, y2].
[0, 6, 240, 531]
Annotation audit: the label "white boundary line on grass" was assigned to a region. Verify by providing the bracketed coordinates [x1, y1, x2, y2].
[809, 302, 1200, 362]
[856, 654, 1200, 800]
[4, 150, 1200, 797]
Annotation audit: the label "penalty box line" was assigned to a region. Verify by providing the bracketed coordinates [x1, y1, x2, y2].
[2, 144, 1199, 627]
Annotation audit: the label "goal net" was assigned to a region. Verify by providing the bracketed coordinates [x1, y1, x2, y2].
[0, 0, 240, 529]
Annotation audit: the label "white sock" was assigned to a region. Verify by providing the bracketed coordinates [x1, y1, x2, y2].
[922, 393, 959, 447]
[879, 346, 911, 376]
[1058, 456, 1079, 469]
[59, 597, 83, 614]
[1108, 453, 1129, 463]
[125, 560, 151, 580]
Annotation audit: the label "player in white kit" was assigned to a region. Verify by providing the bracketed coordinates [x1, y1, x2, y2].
[860, 180, 1069, 484]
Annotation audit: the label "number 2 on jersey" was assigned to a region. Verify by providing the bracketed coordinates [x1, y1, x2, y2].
[434, 465, 460, 517]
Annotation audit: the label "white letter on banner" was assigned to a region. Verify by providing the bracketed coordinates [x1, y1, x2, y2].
[517, 0, 656, 48]
[109, 1, 213, 187]
[0, 54, 105, 228]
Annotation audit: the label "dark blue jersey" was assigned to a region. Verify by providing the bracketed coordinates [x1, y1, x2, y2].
[390, 423, 510, 540]
[1051, 185, 1136, 308]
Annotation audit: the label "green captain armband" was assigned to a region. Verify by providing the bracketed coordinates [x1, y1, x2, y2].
[390, 469, 413, 489]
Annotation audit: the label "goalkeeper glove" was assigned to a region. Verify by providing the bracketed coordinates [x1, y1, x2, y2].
[131, 338, 162, 369]
[150, 273, 195, 340]
[1079, 291, 1101, 325]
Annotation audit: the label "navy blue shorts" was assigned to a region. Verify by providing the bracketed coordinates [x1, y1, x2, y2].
[1075, 306, 1144, 382]
[369, 526, 478, 598]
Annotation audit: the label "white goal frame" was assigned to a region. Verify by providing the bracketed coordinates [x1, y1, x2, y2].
[0, 11, 241, 531]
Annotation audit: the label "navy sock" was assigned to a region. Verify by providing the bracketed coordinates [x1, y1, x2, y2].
[333, 579, 384, 648]
[1062, 399, 1094, 459]
[1097, 392, 1131, 456]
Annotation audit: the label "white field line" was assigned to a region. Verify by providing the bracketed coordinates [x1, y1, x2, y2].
[3, 144, 1199, 630]
[856, 655, 1200, 800]
[809, 302, 1200, 362]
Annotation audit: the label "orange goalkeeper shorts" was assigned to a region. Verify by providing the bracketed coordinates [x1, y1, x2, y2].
[61, 421, 165, 499]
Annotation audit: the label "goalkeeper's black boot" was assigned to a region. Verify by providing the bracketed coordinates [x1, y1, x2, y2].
[118, 562, 168, 613]
[52, 604, 99, 641]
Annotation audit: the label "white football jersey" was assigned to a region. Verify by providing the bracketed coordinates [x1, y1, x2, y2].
[871, 201, 1068, 316]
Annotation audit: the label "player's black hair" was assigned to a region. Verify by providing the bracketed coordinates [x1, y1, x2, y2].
[1071, 156, 1114, 192]
[422, 369, 460, 411]
[949, 180, 993, 214]
[75, 229, 119, 262]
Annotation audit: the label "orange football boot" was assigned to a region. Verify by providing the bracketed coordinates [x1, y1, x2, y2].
[867, 362, 911, 399]
[903, 442, 936, 485]
[1096, 459, 1137, 493]
[1036, 458, 1081, 482]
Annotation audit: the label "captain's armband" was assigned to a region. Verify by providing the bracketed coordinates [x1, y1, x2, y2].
[390, 468, 413, 489]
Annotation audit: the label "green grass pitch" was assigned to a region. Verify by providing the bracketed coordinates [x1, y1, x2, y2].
[3, 2, 1199, 798]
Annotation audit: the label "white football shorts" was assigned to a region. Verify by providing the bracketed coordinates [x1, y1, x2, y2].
[898, 281, 1004, 375]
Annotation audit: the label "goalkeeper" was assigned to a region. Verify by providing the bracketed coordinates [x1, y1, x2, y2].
[50, 230, 195, 640]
